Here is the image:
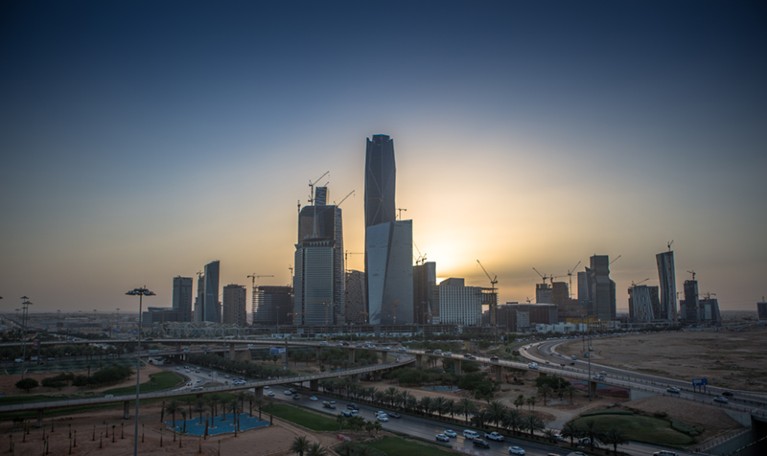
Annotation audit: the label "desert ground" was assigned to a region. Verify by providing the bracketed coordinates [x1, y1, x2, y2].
[2, 327, 763, 454]
[556, 327, 767, 391]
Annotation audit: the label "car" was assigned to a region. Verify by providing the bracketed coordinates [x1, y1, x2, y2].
[528, 362, 539, 370]
[347, 403, 359, 410]
[462, 430, 480, 439]
[508, 446, 526, 455]
[266, 391, 275, 397]
[485, 431, 504, 441]
[666, 386, 681, 394]
[376, 414, 389, 422]
[309, 395, 318, 401]
[443, 429, 457, 438]
[292, 394, 301, 400]
[435, 433, 450, 442]
[652, 451, 678, 456]
[713, 396, 729, 404]
[721, 391, 734, 397]
[490, 356, 499, 362]
[472, 439, 490, 449]
[388, 412, 401, 419]
[322, 401, 336, 409]
[284, 390, 293, 395]
[263, 385, 270, 389]
[341, 410, 354, 417]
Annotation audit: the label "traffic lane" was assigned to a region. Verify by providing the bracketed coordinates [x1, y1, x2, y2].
[276, 393, 564, 456]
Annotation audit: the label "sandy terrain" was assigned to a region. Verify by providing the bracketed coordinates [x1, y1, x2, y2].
[557, 328, 767, 391]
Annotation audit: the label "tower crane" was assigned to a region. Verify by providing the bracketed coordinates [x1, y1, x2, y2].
[308, 171, 329, 205]
[247, 274, 275, 322]
[532, 267, 551, 285]
[414, 242, 427, 265]
[335, 189, 355, 206]
[610, 254, 622, 266]
[476, 259, 498, 326]
[687, 270, 696, 280]
[630, 278, 650, 287]
[567, 260, 582, 299]
[667, 240, 674, 251]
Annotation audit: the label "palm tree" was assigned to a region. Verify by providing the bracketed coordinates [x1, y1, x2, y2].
[525, 396, 536, 411]
[538, 384, 552, 406]
[513, 394, 525, 410]
[486, 401, 507, 428]
[306, 442, 327, 456]
[384, 387, 398, 407]
[471, 408, 488, 429]
[445, 398, 456, 418]
[179, 409, 187, 433]
[290, 436, 310, 456]
[458, 397, 476, 423]
[433, 396, 448, 418]
[418, 396, 433, 417]
[525, 414, 545, 437]
[165, 401, 179, 430]
[502, 408, 522, 435]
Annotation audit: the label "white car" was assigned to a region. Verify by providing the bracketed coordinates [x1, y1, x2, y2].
[443, 429, 457, 438]
[462, 430, 480, 439]
[485, 431, 504, 441]
[508, 445, 525, 455]
[376, 414, 389, 422]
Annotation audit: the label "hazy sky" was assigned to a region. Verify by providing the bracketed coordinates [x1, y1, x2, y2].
[1, 1, 765, 314]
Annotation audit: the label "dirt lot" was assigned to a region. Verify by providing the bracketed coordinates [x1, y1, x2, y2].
[557, 327, 767, 391]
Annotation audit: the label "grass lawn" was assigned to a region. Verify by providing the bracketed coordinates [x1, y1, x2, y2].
[362, 435, 458, 456]
[104, 371, 185, 395]
[262, 403, 340, 431]
[571, 412, 695, 446]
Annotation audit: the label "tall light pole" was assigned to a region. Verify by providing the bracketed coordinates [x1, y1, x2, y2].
[126, 286, 155, 456]
[19, 297, 32, 379]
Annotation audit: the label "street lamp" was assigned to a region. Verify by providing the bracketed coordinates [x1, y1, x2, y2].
[19, 297, 32, 379]
[126, 286, 155, 456]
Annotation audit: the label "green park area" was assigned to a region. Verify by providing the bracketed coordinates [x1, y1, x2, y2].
[570, 408, 700, 447]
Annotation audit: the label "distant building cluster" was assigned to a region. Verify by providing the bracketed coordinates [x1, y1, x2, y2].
[142, 134, 725, 331]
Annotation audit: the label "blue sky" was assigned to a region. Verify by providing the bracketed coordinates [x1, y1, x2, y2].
[1, 1, 765, 313]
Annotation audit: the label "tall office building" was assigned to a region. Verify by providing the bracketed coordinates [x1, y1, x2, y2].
[172, 276, 193, 322]
[293, 186, 345, 326]
[656, 250, 677, 321]
[628, 285, 655, 322]
[586, 255, 616, 321]
[222, 284, 247, 326]
[757, 300, 767, 320]
[413, 261, 438, 324]
[577, 271, 589, 306]
[364, 134, 413, 325]
[254, 286, 293, 326]
[365, 134, 396, 227]
[438, 278, 483, 326]
[681, 279, 699, 323]
[202, 260, 221, 323]
[194, 273, 204, 322]
[345, 270, 367, 324]
[535, 283, 553, 304]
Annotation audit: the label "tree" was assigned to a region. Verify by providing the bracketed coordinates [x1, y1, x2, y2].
[561, 421, 579, 446]
[525, 414, 545, 437]
[458, 397, 476, 423]
[165, 401, 179, 430]
[15, 378, 38, 393]
[601, 427, 628, 454]
[290, 436, 310, 456]
[513, 394, 525, 410]
[306, 442, 327, 456]
[502, 408, 523, 435]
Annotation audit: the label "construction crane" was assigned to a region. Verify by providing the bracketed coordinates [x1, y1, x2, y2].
[667, 240, 674, 251]
[476, 259, 498, 326]
[414, 242, 427, 265]
[631, 278, 650, 287]
[335, 189, 355, 206]
[247, 274, 275, 322]
[567, 260, 582, 299]
[532, 267, 551, 285]
[344, 251, 363, 271]
[307, 171, 330, 205]
[610, 254, 622, 265]
[687, 270, 696, 280]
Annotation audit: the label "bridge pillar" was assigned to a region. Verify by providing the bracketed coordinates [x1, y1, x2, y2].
[380, 350, 388, 363]
[253, 386, 263, 399]
[415, 354, 423, 369]
[453, 359, 462, 375]
[123, 401, 130, 419]
[491, 364, 502, 383]
[228, 343, 236, 361]
[309, 379, 319, 392]
[588, 380, 597, 398]
[348, 348, 356, 364]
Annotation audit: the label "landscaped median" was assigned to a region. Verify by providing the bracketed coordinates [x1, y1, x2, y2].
[567, 407, 700, 447]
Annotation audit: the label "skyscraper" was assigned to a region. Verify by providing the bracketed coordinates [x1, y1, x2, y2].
[202, 260, 221, 323]
[222, 284, 247, 326]
[656, 250, 677, 321]
[681, 278, 699, 323]
[586, 255, 616, 321]
[293, 186, 345, 326]
[172, 276, 193, 322]
[413, 261, 438, 324]
[364, 134, 413, 325]
[438, 278, 483, 326]
[253, 286, 293, 326]
[365, 135, 396, 227]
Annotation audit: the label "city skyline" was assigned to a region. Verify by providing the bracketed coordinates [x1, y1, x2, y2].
[1, 1, 765, 313]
